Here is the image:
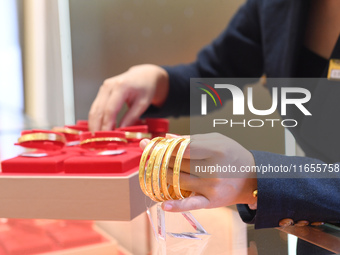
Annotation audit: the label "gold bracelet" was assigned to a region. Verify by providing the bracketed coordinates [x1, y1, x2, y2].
[125, 132, 152, 139]
[18, 133, 66, 144]
[146, 140, 170, 202]
[152, 139, 174, 201]
[172, 138, 191, 199]
[167, 185, 191, 199]
[160, 138, 186, 200]
[52, 127, 81, 135]
[80, 137, 127, 146]
[139, 137, 164, 197]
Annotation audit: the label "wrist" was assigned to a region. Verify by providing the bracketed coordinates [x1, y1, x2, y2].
[151, 66, 169, 107]
[240, 151, 257, 205]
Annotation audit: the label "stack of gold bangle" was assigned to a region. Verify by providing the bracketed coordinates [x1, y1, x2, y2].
[139, 137, 192, 202]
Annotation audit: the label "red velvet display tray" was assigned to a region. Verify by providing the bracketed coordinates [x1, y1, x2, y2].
[0, 119, 168, 221]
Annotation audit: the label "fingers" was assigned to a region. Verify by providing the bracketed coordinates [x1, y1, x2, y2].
[88, 85, 111, 132]
[88, 78, 125, 132]
[165, 134, 191, 158]
[140, 139, 150, 150]
[119, 96, 150, 127]
[168, 157, 190, 173]
[166, 169, 201, 191]
[165, 134, 214, 160]
[162, 195, 210, 212]
[101, 82, 127, 130]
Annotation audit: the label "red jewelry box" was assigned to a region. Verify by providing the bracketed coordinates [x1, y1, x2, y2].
[64, 131, 142, 174]
[135, 118, 169, 138]
[2, 130, 78, 174]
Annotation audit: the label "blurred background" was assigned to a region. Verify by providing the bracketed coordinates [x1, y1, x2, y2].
[0, 0, 284, 156]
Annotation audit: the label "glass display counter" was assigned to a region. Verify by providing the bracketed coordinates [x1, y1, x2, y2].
[97, 205, 340, 255]
[0, 110, 339, 255]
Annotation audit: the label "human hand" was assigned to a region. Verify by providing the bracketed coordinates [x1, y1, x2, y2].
[88, 64, 169, 132]
[140, 133, 257, 212]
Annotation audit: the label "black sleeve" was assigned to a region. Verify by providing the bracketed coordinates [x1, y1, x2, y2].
[238, 150, 340, 229]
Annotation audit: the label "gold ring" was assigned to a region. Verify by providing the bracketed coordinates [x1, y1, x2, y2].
[173, 138, 191, 199]
[18, 133, 66, 144]
[160, 138, 186, 200]
[139, 137, 164, 198]
[80, 137, 127, 146]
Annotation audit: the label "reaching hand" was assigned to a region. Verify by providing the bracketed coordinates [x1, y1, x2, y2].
[88, 64, 169, 132]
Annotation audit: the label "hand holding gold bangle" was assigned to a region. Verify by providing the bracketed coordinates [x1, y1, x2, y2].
[139, 137, 191, 202]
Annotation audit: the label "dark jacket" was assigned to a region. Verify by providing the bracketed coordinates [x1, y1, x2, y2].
[145, 0, 340, 228]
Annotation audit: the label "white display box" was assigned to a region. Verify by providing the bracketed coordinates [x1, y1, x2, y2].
[0, 168, 151, 221]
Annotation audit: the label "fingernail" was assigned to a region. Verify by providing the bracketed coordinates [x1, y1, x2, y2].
[140, 140, 148, 148]
[163, 203, 173, 211]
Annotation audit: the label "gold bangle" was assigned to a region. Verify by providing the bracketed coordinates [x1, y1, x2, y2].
[139, 137, 164, 198]
[52, 127, 81, 135]
[173, 138, 191, 199]
[167, 185, 191, 199]
[160, 138, 186, 200]
[125, 132, 152, 139]
[145, 140, 168, 202]
[253, 189, 258, 198]
[152, 139, 174, 201]
[80, 137, 127, 146]
[18, 133, 66, 144]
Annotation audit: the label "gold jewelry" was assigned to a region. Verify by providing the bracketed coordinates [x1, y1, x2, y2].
[152, 139, 174, 201]
[52, 127, 81, 135]
[80, 137, 127, 146]
[253, 189, 258, 198]
[139, 137, 164, 197]
[139, 137, 193, 201]
[160, 138, 186, 200]
[18, 133, 66, 144]
[125, 132, 152, 139]
[173, 138, 191, 199]
[146, 140, 169, 202]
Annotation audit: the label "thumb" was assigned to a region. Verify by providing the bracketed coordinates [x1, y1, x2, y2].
[161, 195, 209, 212]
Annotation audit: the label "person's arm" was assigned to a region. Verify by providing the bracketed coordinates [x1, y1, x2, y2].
[89, 0, 264, 131]
[140, 133, 340, 229]
[239, 150, 340, 229]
